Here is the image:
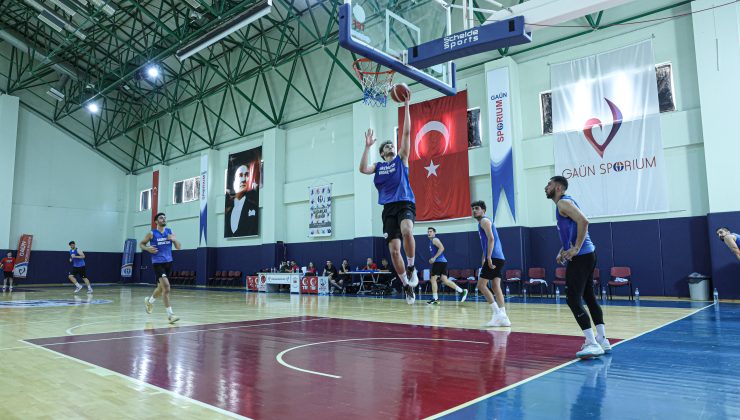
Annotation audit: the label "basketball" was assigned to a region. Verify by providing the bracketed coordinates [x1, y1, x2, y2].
[390, 83, 411, 103]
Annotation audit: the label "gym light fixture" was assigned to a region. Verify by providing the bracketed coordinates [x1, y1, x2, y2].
[175, 0, 272, 61]
[86, 102, 99, 113]
[146, 65, 160, 79]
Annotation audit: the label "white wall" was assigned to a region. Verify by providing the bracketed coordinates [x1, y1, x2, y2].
[11, 106, 128, 251]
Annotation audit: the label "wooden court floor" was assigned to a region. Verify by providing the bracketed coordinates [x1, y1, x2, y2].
[0, 286, 710, 419]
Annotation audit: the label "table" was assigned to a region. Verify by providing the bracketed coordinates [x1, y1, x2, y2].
[345, 271, 395, 294]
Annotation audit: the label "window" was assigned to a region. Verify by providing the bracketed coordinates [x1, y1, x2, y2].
[139, 189, 151, 211]
[173, 176, 200, 204]
[540, 91, 553, 135]
[467, 107, 482, 148]
[540, 63, 677, 136]
[656, 62, 676, 113]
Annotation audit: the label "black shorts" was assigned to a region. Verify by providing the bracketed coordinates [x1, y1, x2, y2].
[431, 262, 448, 276]
[3, 271, 13, 279]
[153, 262, 173, 280]
[69, 266, 87, 278]
[382, 201, 416, 243]
[480, 258, 505, 280]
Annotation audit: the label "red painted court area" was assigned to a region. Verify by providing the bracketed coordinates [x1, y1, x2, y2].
[27, 317, 587, 419]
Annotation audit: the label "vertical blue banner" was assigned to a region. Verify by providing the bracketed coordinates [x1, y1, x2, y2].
[486, 67, 516, 220]
[120, 239, 136, 278]
[199, 154, 208, 246]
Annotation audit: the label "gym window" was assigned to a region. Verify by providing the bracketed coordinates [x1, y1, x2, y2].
[139, 189, 151, 211]
[173, 177, 200, 204]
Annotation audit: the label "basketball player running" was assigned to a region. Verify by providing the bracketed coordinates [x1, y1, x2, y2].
[68, 241, 93, 294]
[546, 176, 610, 359]
[471, 201, 510, 327]
[358, 95, 419, 304]
[141, 213, 182, 324]
[716, 227, 740, 261]
[2, 252, 15, 292]
[426, 227, 468, 305]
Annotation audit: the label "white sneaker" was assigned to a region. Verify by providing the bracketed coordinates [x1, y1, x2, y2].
[459, 289, 468, 303]
[576, 342, 605, 359]
[597, 337, 612, 353]
[8, 286, 12, 292]
[403, 285, 416, 305]
[86, 288, 93, 294]
[406, 266, 419, 288]
[74, 284, 83, 293]
[486, 314, 512, 327]
[145, 297, 153, 314]
[168, 315, 180, 324]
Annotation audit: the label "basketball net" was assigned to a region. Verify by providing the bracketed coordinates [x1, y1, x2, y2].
[353, 58, 395, 107]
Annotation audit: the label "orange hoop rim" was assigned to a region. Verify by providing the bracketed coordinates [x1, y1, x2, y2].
[352, 58, 395, 76]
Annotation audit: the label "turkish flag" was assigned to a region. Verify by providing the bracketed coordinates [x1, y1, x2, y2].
[399, 91, 470, 221]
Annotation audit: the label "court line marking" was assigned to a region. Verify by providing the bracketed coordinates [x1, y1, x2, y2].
[24, 341, 251, 420]
[426, 302, 715, 419]
[24, 317, 331, 347]
[276, 338, 489, 379]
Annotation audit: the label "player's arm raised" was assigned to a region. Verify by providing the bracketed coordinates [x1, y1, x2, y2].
[398, 99, 411, 166]
[359, 128, 377, 175]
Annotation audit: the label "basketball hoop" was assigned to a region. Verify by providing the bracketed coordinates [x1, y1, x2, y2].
[353, 58, 395, 107]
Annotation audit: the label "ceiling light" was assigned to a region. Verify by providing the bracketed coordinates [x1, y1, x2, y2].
[176, 0, 272, 61]
[146, 65, 160, 79]
[86, 102, 99, 113]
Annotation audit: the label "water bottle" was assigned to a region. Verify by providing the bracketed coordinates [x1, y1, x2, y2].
[523, 288, 527, 301]
[713, 288, 719, 303]
[634, 288, 640, 303]
[505, 285, 510, 297]
[601, 287, 607, 302]
[555, 287, 560, 302]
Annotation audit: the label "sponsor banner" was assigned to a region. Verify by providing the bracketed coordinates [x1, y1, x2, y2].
[486, 66, 516, 220]
[225, 147, 262, 238]
[13, 234, 33, 279]
[120, 239, 136, 278]
[399, 91, 471, 221]
[199, 154, 208, 246]
[309, 184, 332, 237]
[290, 275, 300, 294]
[246, 276, 258, 291]
[258, 274, 267, 292]
[151, 170, 159, 229]
[551, 40, 668, 217]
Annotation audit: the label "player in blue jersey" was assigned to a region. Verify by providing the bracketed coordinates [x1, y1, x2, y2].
[140, 212, 182, 324]
[471, 201, 510, 327]
[716, 227, 740, 261]
[546, 176, 610, 359]
[67, 241, 93, 294]
[358, 98, 419, 305]
[426, 227, 468, 305]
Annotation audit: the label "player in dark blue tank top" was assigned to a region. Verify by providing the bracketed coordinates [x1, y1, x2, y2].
[716, 227, 740, 261]
[471, 201, 510, 327]
[358, 97, 419, 305]
[140, 212, 182, 324]
[426, 227, 467, 305]
[546, 176, 609, 359]
[67, 241, 93, 294]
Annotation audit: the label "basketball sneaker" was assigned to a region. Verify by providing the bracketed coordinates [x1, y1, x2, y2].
[403, 284, 416, 305]
[459, 289, 468, 303]
[144, 297, 153, 314]
[74, 284, 83, 293]
[486, 313, 512, 327]
[87, 288, 93, 294]
[597, 337, 612, 353]
[407, 266, 419, 288]
[576, 342, 605, 359]
[427, 298, 439, 305]
[168, 315, 180, 324]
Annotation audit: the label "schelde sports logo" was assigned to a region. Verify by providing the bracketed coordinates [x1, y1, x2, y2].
[443, 29, 479, 50]
[583, 98, 622, 158]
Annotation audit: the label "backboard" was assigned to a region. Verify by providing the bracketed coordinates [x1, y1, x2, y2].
[339, 0, 457, 96]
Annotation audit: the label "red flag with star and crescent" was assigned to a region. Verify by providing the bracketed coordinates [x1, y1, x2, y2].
[399, 91, 470, 221]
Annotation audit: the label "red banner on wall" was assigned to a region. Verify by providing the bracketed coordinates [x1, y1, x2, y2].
[399, 91, 471, 221]
[13, 234, 33, 279]
[151, 170, 159, 229]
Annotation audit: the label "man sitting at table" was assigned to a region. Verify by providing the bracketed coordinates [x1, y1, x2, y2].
[323, 260, 341, 293]
[363, 258, 378, 270]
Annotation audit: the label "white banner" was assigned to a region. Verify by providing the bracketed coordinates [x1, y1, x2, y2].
[309, 184, 332, 237]
[486, 67, 516, 220]
[552, 40, 668, 217]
